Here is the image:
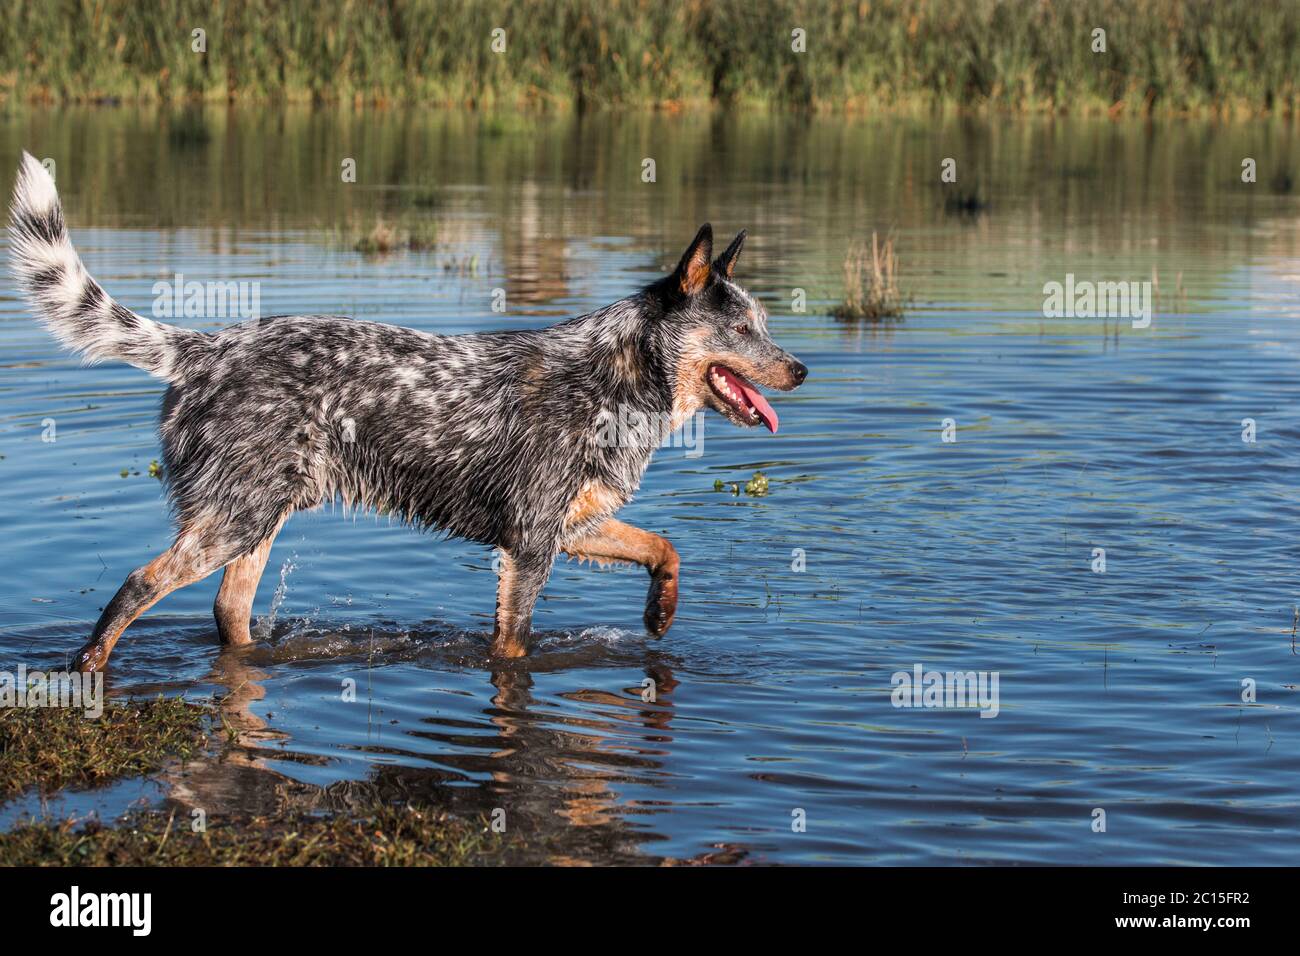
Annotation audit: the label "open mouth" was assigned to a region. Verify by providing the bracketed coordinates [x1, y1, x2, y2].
[707, 364, 779, 433]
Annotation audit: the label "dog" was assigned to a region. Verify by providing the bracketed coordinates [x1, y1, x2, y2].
[9, 152, 807, 672]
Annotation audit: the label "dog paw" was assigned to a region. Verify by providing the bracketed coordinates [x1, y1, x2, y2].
[74, 642, 106, 674]
[489, 633, 529, 659]
[644, 574, 678, 637]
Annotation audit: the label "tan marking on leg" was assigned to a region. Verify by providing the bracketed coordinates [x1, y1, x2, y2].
[490, 549, 554, 658]
[74, 518, 230, 673]
[214, 531, 280, 646]
[563, 518, 680, 636]
[491, 551, 525, 658]
[563, 480, 625, 531]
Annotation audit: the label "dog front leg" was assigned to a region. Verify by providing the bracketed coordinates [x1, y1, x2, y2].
[75, 523, 239, 673]
[214, 525, 281, 646]
[562, 518, 680, 637]
[491, 548, 555, 658]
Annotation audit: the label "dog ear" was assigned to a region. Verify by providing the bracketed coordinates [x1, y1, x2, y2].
[673, 224, 713, 296]
[713, 229, 746, 278]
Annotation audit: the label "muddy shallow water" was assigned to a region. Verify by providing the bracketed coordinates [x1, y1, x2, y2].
[2, 108, 1299, 864]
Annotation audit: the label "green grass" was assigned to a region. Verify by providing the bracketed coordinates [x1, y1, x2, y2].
[0, 696, 498, 866]
[0, 804, 498, 866]
[0, 696, 208, 800]
[1, 0, 1298, 114]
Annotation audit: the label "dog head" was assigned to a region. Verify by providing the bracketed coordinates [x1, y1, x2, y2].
[656, 224, 807, 433]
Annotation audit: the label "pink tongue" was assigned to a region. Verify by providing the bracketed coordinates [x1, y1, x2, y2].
[736, 379, 779, 434]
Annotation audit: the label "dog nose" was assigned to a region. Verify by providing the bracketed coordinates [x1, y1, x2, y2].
[789, 360, 808, 386]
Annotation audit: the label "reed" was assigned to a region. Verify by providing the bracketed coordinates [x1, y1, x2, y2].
[832, 233, 905, 320]
[350, 217, 437, 254]
[1, 0, 1297, 114]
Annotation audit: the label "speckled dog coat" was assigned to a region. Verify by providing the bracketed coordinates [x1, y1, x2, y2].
[9, 151, 806, 670]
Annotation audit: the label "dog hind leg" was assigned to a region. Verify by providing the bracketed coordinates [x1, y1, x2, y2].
[490, 548, 556, 658]
[562, 518, 680, 636]
[214, 523, 283, 646]
[74, 519, 245, 673]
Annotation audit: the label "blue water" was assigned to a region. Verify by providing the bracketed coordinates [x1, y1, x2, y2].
[1, 110, 1298, 864]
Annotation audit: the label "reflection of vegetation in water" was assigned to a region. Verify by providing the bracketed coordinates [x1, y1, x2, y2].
[18, 109, 1300, 322]
[4, 0, 1298, 114]
[165, 108, 212, 148]
[831, 233, 906, 321]
[943, 185, 990, 218]
[408, 185, 441, 209]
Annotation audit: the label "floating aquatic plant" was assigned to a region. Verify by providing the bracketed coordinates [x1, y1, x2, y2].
[714, 471, 769, 497]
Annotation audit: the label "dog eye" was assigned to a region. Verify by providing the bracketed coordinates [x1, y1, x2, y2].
[732, 323, 750, 336]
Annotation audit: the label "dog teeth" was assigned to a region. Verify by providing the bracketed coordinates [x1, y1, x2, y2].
[711, 370, 743, 405]
[710, 368, 760, 418]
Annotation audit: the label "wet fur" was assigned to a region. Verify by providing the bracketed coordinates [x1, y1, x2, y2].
[9, 152, 805, 668]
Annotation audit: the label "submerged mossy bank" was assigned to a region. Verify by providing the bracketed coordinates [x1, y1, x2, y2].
[0, 697, 498, 866]
[0, 804, 498, 866]
[4, 0, 1300, 115]
[0, 696, 206, 800]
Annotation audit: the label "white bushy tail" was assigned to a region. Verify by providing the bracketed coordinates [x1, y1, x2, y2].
[8, 151, 202, 381]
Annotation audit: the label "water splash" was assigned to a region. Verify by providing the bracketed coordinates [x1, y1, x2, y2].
[555, 625, 636, 648]
[253, 553, 297, 640]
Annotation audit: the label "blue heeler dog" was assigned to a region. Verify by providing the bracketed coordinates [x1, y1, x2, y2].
[9, 152, 807, 671]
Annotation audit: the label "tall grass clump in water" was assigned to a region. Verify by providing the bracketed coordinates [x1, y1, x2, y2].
[832, 233, 906, 321]
[1, 0, 1298, 114]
